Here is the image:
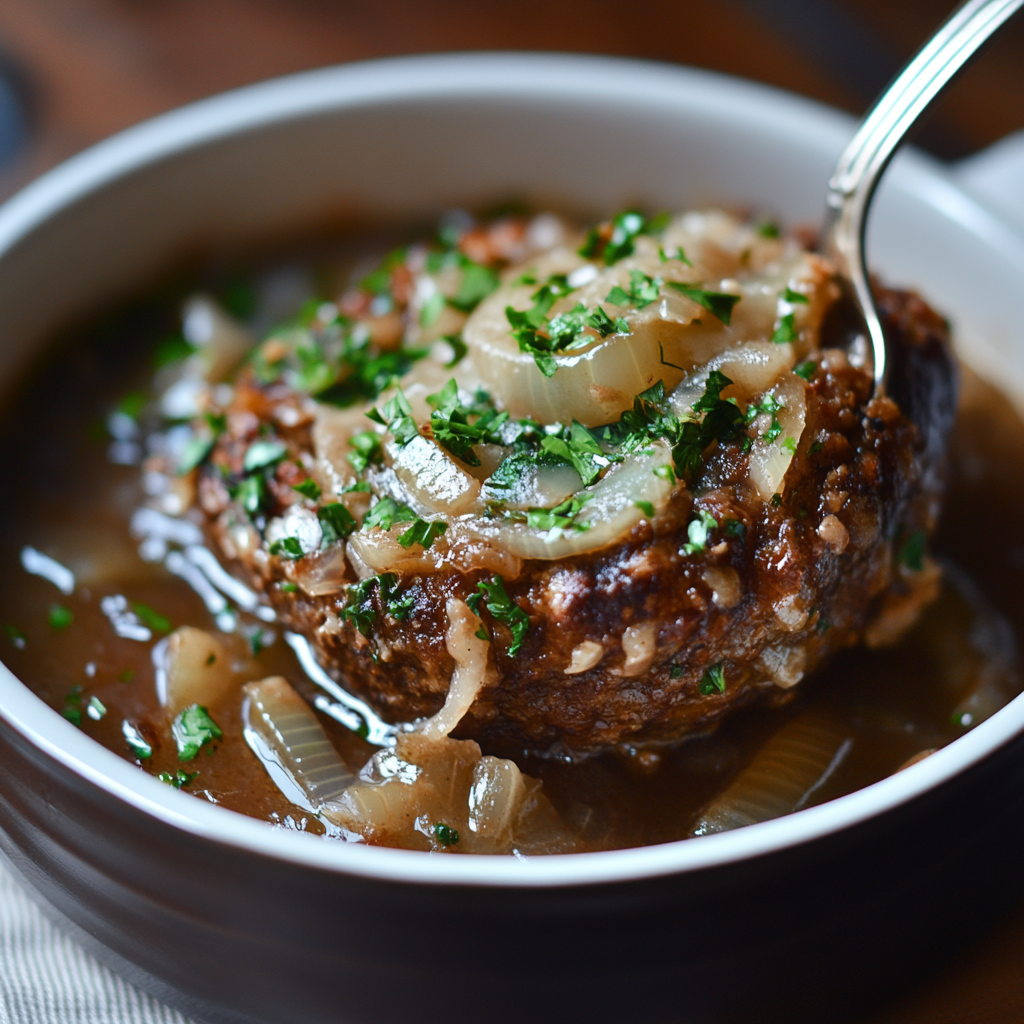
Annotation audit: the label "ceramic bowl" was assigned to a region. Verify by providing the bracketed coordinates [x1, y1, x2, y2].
[2, 54, 1024, 1024]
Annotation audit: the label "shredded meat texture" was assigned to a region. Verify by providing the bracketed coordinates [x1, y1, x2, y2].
[198, 286, 956, 756]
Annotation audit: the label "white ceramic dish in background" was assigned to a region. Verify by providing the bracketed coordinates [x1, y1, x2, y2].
[1, 53, 1023, 1024]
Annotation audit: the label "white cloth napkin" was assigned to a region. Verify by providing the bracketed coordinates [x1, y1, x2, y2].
[0, 858, 192, 1024]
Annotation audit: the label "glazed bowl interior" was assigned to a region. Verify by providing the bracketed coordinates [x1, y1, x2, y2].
[2, 52, 1024, 887]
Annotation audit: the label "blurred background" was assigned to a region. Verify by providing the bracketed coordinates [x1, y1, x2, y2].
[0, 0, 1022, 203]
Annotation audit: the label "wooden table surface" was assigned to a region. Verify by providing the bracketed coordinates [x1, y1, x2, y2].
[0, 2, 1022, 1022]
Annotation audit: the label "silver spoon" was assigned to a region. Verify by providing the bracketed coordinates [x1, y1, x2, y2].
[822, 0, 1022, 391]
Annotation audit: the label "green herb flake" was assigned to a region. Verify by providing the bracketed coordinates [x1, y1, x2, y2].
[87, 696, 107, 721]
[398, 518, 448, 551]
[770, 493, 782, 508]
[757, 221, 780, 239]
[279, 581, 298, 594]
[340, 578, 378, 637]
[268, 536, 304, 560]
[420, 291, 446, 327]
[794, 360, 817, 381]
[724, 519, 747, 542]
[378, 573, 415, 621]
[653, 464, 677, 485]
[772, 313, 797, 345]
[61, 705, 82, 727]
[234, 475, 267, 516]
[318, 503, 357, 545]
[783, 287, 809, 305]
[681, 509, 718, 556]
[667, 281, 741, 325]
[635, 500, 656, 518]
[466, 576, 530, 657]
[172, 704, 222, 761]
[809, 440, 824, 455]
[177, 436, 214, 475]
[898, 531, 927, 572]
[780, 436, 798, 455]
[153, 333, 196, 369]
[116, 392, 147, 421]
[606, 269, 662, 310]
[118, 669, 134, 683]
[48, 604, 73, 631]
[670, 664, 684, 679]
[441, 333, 468, 368]
[124, 727, 152, 761]
[433, 822, 460, 847]
[346, 431, 384, 473]
[363, 497, 418, 533]
[659, 245, 692, 266]
[4, 623, 26, 650]
[698, 662, 727, 695]
[131, 602, 171, 634]
[292, 477, 322, 501]
[242, 439, 287, 474]
[158, 769, 198, 790]
[452, 261, 500, 312]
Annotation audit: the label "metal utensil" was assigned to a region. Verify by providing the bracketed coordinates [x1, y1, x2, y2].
[823, 0, 1022, 390]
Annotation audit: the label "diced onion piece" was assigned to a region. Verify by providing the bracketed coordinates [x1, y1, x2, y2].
[418, 598, 490, 741]
[388, 435, 481, 516]
[287, 546, 348, 596]
[156, 627, 234, 716]
[183, 295, 253, 383]
[619, 621, 657, 676]
[565, 640, 604, 675]
[243, 676, 354, 810]
[691, 713, 851, 835]
[748, 373, 807, 501]
[468, 755, 529, 849]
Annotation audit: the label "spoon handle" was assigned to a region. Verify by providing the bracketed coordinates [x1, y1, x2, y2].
[823, 0, 1023, 389]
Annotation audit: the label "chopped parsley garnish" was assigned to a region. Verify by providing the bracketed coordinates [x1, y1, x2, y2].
[606, 269, 662, 309]
[659, 245, 692, 266]
[681, 509, 718, 555]
[131, 601, 171, 634]
[178, 436, 214, 475]
[698, 662, 727, 695]
[426, 379, 508, 465]
[363, 497, 417, 532]
[794, 360, 817, 381]
[153, 332, 195, 369]
[770, 493, 782, 508]
[653, 464, 677, 484]
[724, 518, 747, 541]
[781, 437, 798, 455]
[466, 576, 530, 656]
[292, 477, 322, 500]
[666, 282, 741, 325]
[269, 536, 305, 560]
[433, 822, 460, 847]
[772, 313, 797, 345]
[579, 210, 668, 264]
[635, 500, 655, 518]
[898, 531, 926, 572]
[441, 333, 468, 367]
[346, 430, 384, 473]
[5, 623, 26, 649]
[808, 440, 824, 455]
[745, 393, 784, 445]
[87, 696, 107, 721]
[124, 727, 152, 761]
[119, 669, 134, 683]
[242, 439, 287, 473]
[340, 573, 413, 635]
[318, 502, 357, 545]
[539, 422, 612, 487]
[279, 581, 298, 593]
[158, 769, 197, 789]
[451, 261, 500, 312]
[48, 604, 73, 631]
[757, 221, 780, 238]
[524, 494, 590, 532]
[397, 518, 448, 550]
[61, 685, 83, 726]
[670, 664, 684, 678]
[234, 475, 267, 516]
[367, 388, 418, 446]
[783, 287, 809, 304]
[420, 290, 446, 327]
[116, 392, 147, 421]
[172, 705, 222, 761]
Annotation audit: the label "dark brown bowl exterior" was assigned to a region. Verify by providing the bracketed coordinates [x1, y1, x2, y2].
[3, 708, 1024, 1024]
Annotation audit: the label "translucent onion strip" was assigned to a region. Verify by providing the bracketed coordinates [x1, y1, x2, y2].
[691, 712, 852, 835]
[242, 676, 354, 812]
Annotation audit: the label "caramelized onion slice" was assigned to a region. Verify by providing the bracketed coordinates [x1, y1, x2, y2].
[747, 373, 807, 501]
[691, 712, 852, 835]
[243, 676, 354, 811]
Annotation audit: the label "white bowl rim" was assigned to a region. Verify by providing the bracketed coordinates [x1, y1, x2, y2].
[2, 51, 1023, 890]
